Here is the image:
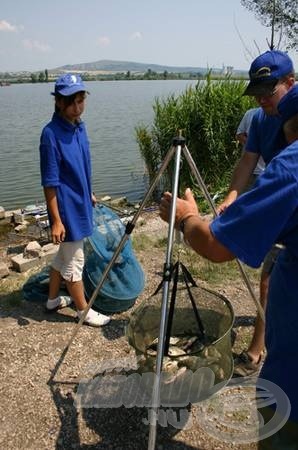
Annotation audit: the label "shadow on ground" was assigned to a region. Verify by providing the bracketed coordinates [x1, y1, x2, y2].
[0, 289, 127, 341]
[50, 382, 201, 450]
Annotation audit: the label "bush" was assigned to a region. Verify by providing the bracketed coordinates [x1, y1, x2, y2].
[136, 74, 256, 202]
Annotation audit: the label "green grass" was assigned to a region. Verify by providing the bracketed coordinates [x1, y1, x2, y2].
[131, 234, 168, 252]
[0, 266, 42, 309]
[0, 276, 24, 308]
[172, 244, 260, 286]
[132, 229, 260, 288]
[131, 234, 156, 251]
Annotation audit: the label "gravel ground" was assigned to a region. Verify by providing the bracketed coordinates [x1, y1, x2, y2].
[0, 212, 260, 449]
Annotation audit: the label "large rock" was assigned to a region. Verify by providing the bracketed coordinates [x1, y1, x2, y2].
[24, 241, 42, 258]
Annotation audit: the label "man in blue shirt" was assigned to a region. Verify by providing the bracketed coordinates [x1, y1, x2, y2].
[160, 85, 298, 448]
[236, 107, 265, 186]
[218, 50, 296, 376]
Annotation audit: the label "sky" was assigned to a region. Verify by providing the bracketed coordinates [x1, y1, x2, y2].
[0, 0, 297, 73]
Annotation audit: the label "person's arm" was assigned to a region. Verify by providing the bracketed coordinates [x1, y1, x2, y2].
[182, 215, 234, 262]
[217, 151, 259, 214]
[159, 189, 234, 262]
[43, 187, 65, 244]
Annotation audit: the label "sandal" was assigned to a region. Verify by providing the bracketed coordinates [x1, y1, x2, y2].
[233, 350, 262, 377]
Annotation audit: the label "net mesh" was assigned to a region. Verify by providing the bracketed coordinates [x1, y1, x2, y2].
[126, 283, 234, 402]
[83, 204, 145, 312]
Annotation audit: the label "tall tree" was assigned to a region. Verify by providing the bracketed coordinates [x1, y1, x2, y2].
[38, 71, 45, 82]
[241, 0, 298, 51]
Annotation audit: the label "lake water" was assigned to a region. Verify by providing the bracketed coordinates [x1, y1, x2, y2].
[0, 79, 197, 210]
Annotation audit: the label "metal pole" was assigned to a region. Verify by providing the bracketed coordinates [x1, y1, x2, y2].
[182, 145, 265, 322]
[147, 137, 184, 450]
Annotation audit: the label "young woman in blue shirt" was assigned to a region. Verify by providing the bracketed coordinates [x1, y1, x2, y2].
[40, 74, 110, 327]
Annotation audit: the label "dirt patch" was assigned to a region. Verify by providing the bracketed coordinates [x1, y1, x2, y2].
[0, 211, 260, 449]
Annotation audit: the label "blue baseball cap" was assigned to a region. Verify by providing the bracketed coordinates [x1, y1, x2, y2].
[243, 50, 294, 96]
[51, 73, 87, 96]
[278, 84, 298, 124]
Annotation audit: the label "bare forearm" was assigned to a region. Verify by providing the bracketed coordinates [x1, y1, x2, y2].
[43, 187, 66, 243]
[227, 152, 259, 195]
[182, 216, 234, 263]
[217, 152, 259, 213]
[43, 187, 61, 223]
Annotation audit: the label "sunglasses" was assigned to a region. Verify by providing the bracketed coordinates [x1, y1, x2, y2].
[255, 81, 285, 99]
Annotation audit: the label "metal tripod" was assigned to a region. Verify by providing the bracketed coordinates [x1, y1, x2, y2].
[50, 135, 264, 450]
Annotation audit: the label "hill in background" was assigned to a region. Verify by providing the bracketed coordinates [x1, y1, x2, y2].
[54, 59, 210, 73]
[0, 59, 249, 82]
[52, 59, 247, 77]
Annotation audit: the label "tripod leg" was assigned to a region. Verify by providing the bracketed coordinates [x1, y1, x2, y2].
[148, 142, 184, 450]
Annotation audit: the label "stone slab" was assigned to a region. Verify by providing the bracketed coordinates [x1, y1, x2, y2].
[11, 254, 40, 273]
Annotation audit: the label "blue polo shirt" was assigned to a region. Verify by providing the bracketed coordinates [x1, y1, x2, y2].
[211, 140, 298, 266]
[245, 108, 287, 164]
[211, 140, 298, 420]
[40, 113, 93, 242]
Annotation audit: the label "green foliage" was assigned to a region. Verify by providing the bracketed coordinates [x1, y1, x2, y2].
[38, 71, 45, 82]
[30, 73, 38, 83]
[136, 75, 256, 199]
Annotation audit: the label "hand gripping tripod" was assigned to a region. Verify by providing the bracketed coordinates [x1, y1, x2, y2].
[50, 134, 264, 450]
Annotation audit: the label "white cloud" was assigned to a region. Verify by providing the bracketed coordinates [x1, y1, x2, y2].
[97, 36, 111, 47]
[22, 39, 51, 52]
[129, 31, 142, 41]
[0, 19, 19, 32]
